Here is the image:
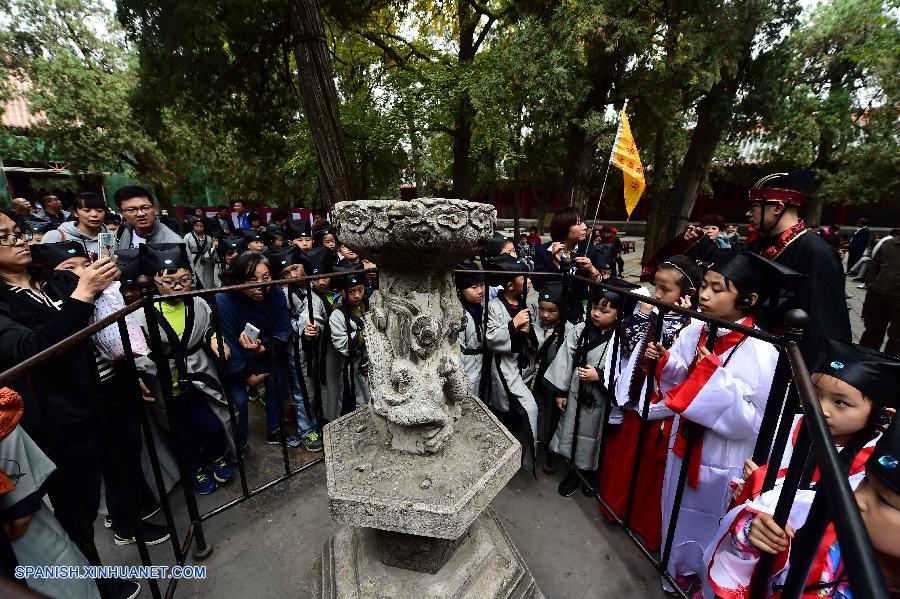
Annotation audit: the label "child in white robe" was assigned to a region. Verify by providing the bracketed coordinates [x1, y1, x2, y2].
[646, 252, 800, 592]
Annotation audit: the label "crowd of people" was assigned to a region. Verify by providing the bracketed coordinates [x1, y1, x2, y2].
[0, 171, 897, 599]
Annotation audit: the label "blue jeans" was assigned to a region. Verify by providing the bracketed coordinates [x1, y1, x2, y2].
[287, 353, 318, 438]
[226, 372, 282, 446]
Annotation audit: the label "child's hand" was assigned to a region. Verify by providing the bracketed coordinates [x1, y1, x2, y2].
[743, 459, 759, 480]
[645, 342, 666, 360]
[209, 338, 231, 360]
[748, 514, 793, 554]
[138, 378, 155, 403]
[555, 396, 567, 410]
[676, 294, 693, 309]
[245, 373, 269, 387]
[694, 346, 711, 367]
[512, 310, 530, 332]
[3, 514, 32, 541]
[639, 302, 653, 315]
[578, 366, 600, 382]
[303, 321, 319, 338]
[732, 482, 744, 502]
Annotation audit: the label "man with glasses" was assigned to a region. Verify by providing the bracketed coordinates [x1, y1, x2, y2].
[114, 185, 182, 248]
[745, 171, 851, 365]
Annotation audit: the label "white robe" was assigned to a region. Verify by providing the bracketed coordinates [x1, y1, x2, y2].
[183, 232, 217, 290]
[657, 318, 779, 580]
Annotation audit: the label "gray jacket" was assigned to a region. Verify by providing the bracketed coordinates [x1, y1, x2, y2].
[41, 221, 112, 257]
[118, 220, 183, 249]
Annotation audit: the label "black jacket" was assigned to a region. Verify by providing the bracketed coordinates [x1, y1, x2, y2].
[0, 285, 99, 450]
[532, 240, 614, 324]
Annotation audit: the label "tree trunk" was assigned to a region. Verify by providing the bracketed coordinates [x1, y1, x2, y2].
[290, 0, 352, 209]
[452, 94, 474, 200]
[642, 84, 731, 261]
[561, 125, 596, 215]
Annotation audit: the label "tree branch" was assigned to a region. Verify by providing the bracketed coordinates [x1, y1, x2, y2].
[472, 15, 496, 53]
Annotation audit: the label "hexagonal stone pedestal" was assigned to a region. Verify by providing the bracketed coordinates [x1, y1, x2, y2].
[321, 510, 544, 599]
[320, 397, 543, 598]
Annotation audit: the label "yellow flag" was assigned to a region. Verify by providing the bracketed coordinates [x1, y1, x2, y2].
[609, 107, 645, 219]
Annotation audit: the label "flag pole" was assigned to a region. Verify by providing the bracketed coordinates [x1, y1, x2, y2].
[584, 99, 628, 256]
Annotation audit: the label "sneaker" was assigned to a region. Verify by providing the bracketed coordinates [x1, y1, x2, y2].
[266, 431, 302, 448]
[194, 469, 218, 495]
[210, 456, 235, 483]
[856, 283, 866, 289]
[107, 578, 141, 599]
[113, 522, 171, 546]
[557, 469, 580, 497]
[302, 432, 324, 452]
[104, 515, 113, 528]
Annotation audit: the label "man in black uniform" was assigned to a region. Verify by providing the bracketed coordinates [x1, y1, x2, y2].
[745, 171, 851, 365]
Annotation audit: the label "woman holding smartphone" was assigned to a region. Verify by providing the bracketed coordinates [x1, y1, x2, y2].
[215, 251, 302, 450]
[40, 192, 115, 259]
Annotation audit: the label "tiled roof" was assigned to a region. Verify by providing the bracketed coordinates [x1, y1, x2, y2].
[2, 77, 43, 129]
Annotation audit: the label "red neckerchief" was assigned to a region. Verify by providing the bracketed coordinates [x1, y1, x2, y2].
[670, 317, 753, 490]
[755, 220, 808, 260]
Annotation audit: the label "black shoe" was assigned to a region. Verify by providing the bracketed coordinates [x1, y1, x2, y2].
[107, 578, 141, 599]
[582, 478, 596, 497]
[558, 469, 580, 497]
[542, 453, 556, 475]
[113, 522, 171, 546]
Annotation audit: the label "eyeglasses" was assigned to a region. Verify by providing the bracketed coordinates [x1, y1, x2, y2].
[121, 205, 155, 215]
[154, 277, 193, 289]
[0, 231, 33, 246]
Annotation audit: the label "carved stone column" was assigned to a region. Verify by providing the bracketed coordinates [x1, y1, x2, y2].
[319, 199, 543, 599]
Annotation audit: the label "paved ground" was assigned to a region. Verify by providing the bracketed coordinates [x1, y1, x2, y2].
[88, 236, 870, 598]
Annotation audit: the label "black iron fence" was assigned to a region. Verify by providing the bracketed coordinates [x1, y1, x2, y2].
[0, 265, 888, 599]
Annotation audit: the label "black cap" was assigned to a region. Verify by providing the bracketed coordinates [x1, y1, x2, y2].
[484, 234, 510, 260]
[867, 417, 900, 494]
[217, 236, 243, 258]
[814, 340, 900, 407]
[331, 265, 365, 289]
[143, 243, 192, 274]
[454, 259, 483, 290]
[240, 229, 271, 250]
[265, 245, 302, 276]
[184, 215, 204, 228]
[298, 246, 335, 276]
[29, 241, 89, 269]
[485, 253, 529, 286]
[710, 251, 805, 297]
[115, 248, 143, 287]
[23, 219, 57, 235]
[286, 219, 312, 240]
[314, 228, 334, 246]
[538, 281, 567, 307]
[591, 277, 639, 309]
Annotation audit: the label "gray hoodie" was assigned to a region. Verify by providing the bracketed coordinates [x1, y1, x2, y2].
[40, 220, 112, 257]
[117, 221, 183, 249]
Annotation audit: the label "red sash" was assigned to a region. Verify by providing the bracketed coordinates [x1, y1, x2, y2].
[668, 318, 754, 489]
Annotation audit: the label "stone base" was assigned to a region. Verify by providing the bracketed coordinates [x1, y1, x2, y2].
[321, 509, 544, 599]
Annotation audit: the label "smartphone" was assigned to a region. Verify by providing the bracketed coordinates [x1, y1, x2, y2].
[243, 323, 261, 343]
[98, 232, 116, 260]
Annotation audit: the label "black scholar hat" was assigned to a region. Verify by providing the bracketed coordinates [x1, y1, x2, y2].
[814, 340, 900, 408]
[23, 219, 57, 235]
[710, 251, 805, 298]
[265, 245, 302, 276]
[240, 229, 271, 250]
[115, 248, 143, 288]
[299, 246, 335, 276]
[331, 265, 365, 289]
[538, 281, 566, 307]
[867, 417, 900, 495]
[286, 219, 313, 240]
[454, 259, 483, 290]
[485, 253, 529, 287]
[30, 241, 89, 270]
[217, 236, 243, 259]
[143, 243, 192, 275]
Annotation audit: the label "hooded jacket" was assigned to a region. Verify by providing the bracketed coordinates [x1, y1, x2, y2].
[40, 221, 112, 258]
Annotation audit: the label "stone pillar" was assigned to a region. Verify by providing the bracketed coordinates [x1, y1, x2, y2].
[321, 199, 543, 599]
